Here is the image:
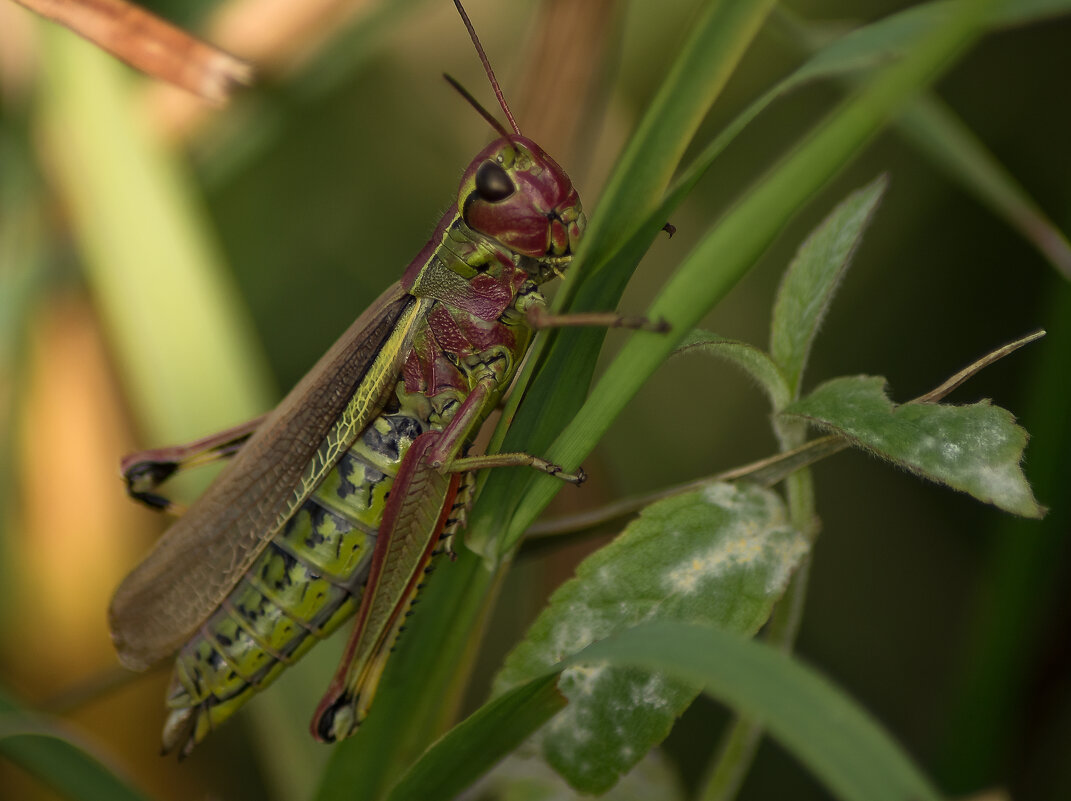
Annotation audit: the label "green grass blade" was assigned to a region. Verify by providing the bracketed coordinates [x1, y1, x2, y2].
[559, 0, 780, 293]
[384, 674, 566, 801]
[896, 96, 1071, 279]
[573, 622, 943, 801]
[37, 25, 273, 444]
[314, 552, 496, 801]
[0, 689, 155, 801]
[471, 0, 780, 559]
[498, 0, 997, 552]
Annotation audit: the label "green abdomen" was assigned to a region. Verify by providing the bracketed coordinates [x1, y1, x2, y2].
[163, 406, 427, 750]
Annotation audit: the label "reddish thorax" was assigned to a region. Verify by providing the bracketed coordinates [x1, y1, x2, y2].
[398, 134, 585, 404]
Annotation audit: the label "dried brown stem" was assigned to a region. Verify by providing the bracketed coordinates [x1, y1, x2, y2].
[15, 0, 252, 104]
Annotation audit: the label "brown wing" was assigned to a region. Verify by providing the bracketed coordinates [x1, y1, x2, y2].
[109, 283, 420, 670]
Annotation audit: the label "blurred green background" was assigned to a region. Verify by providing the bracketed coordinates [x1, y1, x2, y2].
[0, 0, 1069, 799]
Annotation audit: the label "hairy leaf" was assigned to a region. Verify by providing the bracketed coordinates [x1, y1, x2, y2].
[771, 177, 887, 396]
[783, 375, 1042, 517]
[496, 483, 808, 792]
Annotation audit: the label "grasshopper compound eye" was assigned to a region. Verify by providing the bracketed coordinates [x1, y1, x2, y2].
[475, 161, 514, 202]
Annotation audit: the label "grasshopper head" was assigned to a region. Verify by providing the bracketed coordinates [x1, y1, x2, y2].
[459, 136, 585, 276]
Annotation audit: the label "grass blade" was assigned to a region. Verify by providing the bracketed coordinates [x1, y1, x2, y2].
[575, 621, 943, 801]
[0, 688, 155, 801]
[501, 0, 998, 551]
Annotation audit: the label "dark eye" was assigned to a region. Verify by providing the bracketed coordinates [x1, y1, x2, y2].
[475, 161, 514, 202]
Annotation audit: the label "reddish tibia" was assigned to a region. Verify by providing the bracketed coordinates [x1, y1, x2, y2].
[312, 431, 461, 741]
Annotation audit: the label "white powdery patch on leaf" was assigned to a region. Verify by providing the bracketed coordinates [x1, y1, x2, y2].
[631, 673, 671, 709]
[495, 481, 810, 793]
[558, 662, 609, 700]
[701, 481, 744, 508]
[786, 379, 1039, 517]
[765, 530, 810, 595]
[966, 462, 1027, 505]
[547, 615, 607, 664]
[664, 533, 763, 594]
[666, 485, 803, 599]
[941, 440, 963, 461]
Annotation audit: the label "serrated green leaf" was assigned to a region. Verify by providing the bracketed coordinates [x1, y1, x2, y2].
[770, 177, 887, 396]
[676, 330, 790, 410]
[783, 376, 1043, 517]
[496, 483, 808, 793]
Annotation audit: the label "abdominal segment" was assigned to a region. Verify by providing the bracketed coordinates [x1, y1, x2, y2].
[161, 408, 426, 756]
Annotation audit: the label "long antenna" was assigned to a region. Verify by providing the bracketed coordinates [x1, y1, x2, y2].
[453, 0, 521, 135]
[443, 74, 514, 142]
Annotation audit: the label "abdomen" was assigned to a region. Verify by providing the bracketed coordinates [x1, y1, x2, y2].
[162, 407, 427, 755]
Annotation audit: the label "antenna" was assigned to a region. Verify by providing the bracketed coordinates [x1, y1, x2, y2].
[453, 0, 521, 135]
[443, 74, 515, 141]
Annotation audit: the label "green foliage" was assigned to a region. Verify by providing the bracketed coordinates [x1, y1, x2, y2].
[784, 376, 1042, 518]
[473, 751, 688, 801]
[464, 166, 1042, 796]
[771, 177, 888, 398]
[475, 0, 999, 565]
[571, 622, 946, 801]
[496, 483, 807, 792]
[391, 620, 948, 801]
[0, 688, 151, 801]
[384, 674, 565, 801]
[4, 0, 1067, 799]
[677, 332, 790, 411]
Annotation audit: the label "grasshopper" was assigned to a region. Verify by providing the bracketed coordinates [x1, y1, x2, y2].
[109, 0, 647, 758]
